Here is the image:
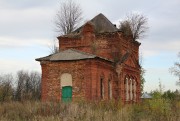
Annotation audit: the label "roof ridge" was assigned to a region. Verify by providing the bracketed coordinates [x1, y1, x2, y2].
[70, 13, 118, 35]
[90, 13, 113, 25]
[67, 48, 113, 62]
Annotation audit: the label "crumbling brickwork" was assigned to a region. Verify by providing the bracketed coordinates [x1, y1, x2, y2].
[37, 13, 141, 103]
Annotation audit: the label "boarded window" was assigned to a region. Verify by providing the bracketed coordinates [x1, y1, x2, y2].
[134, 80, 136, 101]
[100, 78, 104, 99]
[61, 73, 72, 88]
[130, 78, 133, 100]
[108, 79, 112, 99]
[61, 73, 72, 102]
[126, 77, 129, 101]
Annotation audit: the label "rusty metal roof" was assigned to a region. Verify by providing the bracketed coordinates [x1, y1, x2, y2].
[35, 49, 113, 62]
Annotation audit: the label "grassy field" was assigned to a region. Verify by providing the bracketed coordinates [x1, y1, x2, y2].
[0, 99, 180, 121]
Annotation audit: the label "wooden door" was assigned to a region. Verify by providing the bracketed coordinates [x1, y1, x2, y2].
[62, 86, 72, 102]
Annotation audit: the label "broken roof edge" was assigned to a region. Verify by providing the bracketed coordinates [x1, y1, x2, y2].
[57, 30, 123, 40]
[48, 56, 113, 63]
[35, 48, 113, 62]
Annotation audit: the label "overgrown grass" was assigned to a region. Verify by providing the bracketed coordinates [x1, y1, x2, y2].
[0, 99, 180, 121]
[131, 99, 180, 121]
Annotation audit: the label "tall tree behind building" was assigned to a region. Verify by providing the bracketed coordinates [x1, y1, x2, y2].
[55, 0, 83, 35]
[0, 74, 13, 102]
[119, 13, 148, 41]
[15, 70, 41, 101]
[51, 0, 83, 54]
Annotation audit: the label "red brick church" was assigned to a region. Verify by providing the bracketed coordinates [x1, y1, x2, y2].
[36, 13, 141, 103]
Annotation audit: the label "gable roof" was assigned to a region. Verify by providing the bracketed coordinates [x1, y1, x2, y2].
[73, 13, 118, 34]
[35, 49, 113, 62]
[118, 52, 140, 68]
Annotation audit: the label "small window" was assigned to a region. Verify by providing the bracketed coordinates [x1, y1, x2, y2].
[134, 80, 136, 101]
[126, 78, 129, 101]
[108, 79, 112, 99]
[130, 78, 133, 101]
[100, 78, 104, 99]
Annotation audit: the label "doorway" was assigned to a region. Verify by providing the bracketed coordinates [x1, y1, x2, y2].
[61, 73, 72, 102]
[62, 86, 72, 102]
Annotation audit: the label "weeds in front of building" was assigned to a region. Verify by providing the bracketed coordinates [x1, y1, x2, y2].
[0, 98, 180, 121]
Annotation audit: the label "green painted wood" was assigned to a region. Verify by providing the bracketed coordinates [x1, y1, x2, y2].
[62, 86, 72, 102]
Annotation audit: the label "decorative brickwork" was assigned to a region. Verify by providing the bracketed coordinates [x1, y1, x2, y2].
[36, 13, 141, 103]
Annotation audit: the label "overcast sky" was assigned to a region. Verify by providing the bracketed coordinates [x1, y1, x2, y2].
[0, 0, 180, 92]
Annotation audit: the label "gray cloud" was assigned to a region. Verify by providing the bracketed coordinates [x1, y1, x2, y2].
[0, 0, 180, 91]
[0, 0, 58, 9]
[0, 8, 56, 39]
[0, 36, 52, 50]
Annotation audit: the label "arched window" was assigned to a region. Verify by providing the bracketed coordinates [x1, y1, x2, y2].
[125, 77, 129, 101]
[130, 78, 133, 101]
[100, 78, 104, 99]
[61, 73, 72, 102]
[108, 79, 112, 99]
[134, 80, 136, 101]
[61, 73, 72, 87]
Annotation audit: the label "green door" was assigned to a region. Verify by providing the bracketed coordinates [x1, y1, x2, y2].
[62, 86, 72, 102]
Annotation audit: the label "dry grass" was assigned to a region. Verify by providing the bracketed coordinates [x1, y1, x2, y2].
[0, 99, 180, 121]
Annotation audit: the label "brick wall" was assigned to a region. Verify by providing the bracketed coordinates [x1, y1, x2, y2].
[58, 23, 140, 62]
[40, 22, 141, 103]
[40, 58, 121, 102]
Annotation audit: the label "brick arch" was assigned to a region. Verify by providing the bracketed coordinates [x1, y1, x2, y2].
[129, 75, 134, 79]
[126, 74, 130, 78]
[124, 74, 130, 84]
[60, 73, 73, 102]
[59, 71, 78, 92]
[60, 73, 72, 88]
[59, 71, 75, 81]
[126, 75, 137, 84]
[133, 76, 139, 86]
[124, 74, 138, 102]
[131, 76, 135, 80]
[100, 72, 105, 79]
[108, 74, 113, 80]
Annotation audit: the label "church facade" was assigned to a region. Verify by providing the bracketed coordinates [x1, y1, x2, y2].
[36, 13, 141, 103]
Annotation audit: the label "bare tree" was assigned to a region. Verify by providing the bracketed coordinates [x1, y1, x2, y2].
[170, 52, 180, 85]
[119, 13, 148, 41]
[29, 71, 41, 100]
[15, 70, 29, 101]
[49, 39, 59, 54]
[0, 74, 13, 102]
[55, 0, 83, 35]
[15, 70, 41, 101]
